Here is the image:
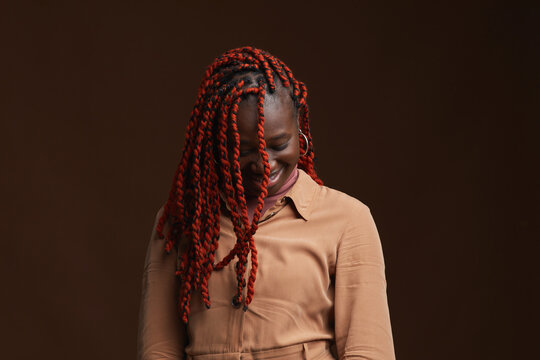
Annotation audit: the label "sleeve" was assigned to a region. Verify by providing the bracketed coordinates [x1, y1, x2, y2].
[137, 206, 187, 360]
[334, 204, 395, 360]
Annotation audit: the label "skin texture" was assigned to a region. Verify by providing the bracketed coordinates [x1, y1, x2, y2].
[234, 86, 300, 199]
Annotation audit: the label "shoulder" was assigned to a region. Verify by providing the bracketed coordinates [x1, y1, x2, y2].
[291, 170, 372, 223]
[315, 183, 371, 218]
[315, 185, 384, 256]
[303, 181, 376, 234]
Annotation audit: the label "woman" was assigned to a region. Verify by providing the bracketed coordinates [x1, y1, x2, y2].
[138, 47, 395, 360]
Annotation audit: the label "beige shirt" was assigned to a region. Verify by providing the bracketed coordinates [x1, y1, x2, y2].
[138, 170, 395, 360]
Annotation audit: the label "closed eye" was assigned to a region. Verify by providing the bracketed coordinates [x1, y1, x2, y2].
[240, 140, 289, 156]
[240, 149, 255, 157]
[272, 142, 289, 151]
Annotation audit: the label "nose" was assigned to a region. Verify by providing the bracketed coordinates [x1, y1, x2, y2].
[248, 152, 276, 174]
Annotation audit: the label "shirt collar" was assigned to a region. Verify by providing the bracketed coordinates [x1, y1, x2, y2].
[283, 168, 320, 221]
[219, 168, 320, 221]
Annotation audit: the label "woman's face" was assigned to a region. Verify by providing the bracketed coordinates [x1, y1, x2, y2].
[233, 87, 300, 199]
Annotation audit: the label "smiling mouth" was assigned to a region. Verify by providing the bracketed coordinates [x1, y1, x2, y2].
[267, 168, 283, 187]
[246, 168, 283, 188]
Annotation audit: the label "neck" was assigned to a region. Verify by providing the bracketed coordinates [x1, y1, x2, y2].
[246, 165, 299, 222]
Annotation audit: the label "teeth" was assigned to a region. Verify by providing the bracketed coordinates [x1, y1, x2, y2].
[269, 169, 281, 181]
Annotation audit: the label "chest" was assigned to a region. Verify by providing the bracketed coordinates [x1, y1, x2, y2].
[204, 206, 340, 307]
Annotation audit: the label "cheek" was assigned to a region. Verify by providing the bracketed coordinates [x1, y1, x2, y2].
[281, 139, 300, 164]
[227, 151, 247, 173]
[238, 158, 249, 170]
[292, 137, 300, 154]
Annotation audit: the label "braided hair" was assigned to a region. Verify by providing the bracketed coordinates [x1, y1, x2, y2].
[156, 46, 322, 323]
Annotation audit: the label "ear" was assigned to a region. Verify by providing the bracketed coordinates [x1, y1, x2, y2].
[295, 106, 303, 130]
[293, 103, 300, 129]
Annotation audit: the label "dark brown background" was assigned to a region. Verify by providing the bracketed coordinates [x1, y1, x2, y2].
[1, 1, 538, 359]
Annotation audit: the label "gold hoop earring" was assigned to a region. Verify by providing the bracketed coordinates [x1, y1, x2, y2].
[299, 130, 309, 157]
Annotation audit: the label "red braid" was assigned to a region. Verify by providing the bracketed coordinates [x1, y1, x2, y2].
[157, 46, 323, 323]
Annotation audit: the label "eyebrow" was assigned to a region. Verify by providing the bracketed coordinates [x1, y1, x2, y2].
[240, 133, 289, 147]
[267, 133, 289, 142]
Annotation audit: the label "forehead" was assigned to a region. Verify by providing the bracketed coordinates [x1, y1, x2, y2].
[236, 88, 297, 139]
